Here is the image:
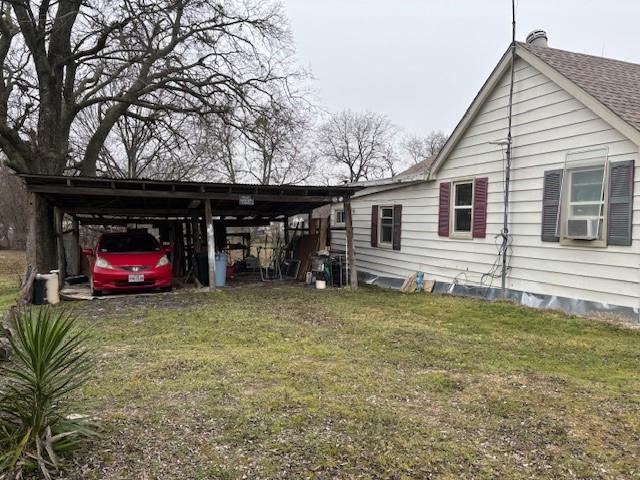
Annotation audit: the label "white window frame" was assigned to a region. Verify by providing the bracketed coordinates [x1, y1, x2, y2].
[558, 149, 609, 248]
[334, 209, 345, 226]
[450, 180, 474, 239]
[378, 205, 395, 247]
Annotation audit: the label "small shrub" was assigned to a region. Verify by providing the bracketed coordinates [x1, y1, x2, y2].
[0, 307, 95, 479]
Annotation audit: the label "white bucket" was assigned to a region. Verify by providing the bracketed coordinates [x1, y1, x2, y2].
[315, 280, 326, 290]
[36, 272, 60, 305]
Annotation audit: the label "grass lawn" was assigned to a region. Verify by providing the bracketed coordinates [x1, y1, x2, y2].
[64, 287, 639, 479]
[0, 250, 23, 312]
[1, 253, 639, 479]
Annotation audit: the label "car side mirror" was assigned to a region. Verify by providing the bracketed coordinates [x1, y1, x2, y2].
[163, 245, 173, 254]
[82, 248, 94, 256]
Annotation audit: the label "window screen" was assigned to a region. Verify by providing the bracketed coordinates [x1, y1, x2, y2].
[453, 182, 473, 233]
[569, 168, 605, 217]
[380, 207, 394, 244]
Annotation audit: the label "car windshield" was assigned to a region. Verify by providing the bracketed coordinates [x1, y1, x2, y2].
[98, 234, 160, 253]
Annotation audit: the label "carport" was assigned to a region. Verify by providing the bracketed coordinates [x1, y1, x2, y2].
[20, 174, 360, 292]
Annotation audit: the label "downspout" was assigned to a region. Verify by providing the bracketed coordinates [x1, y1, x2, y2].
[501, 0, 517, 297]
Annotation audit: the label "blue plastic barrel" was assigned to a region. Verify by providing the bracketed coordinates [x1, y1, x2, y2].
[416, 271, 424, 292]
[215, 253, 228, 287]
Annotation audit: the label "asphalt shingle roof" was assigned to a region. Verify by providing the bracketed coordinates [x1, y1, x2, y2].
[520, 42, 640, 132]
[394, 155, 436, 179]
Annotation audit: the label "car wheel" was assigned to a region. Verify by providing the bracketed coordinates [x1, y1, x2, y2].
[161, 286, 173, 293]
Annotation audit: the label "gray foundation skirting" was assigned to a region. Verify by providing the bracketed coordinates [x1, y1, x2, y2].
[357, 271, 639, 324]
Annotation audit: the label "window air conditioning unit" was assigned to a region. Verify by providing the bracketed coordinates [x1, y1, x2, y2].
[566, 218, 599, 240]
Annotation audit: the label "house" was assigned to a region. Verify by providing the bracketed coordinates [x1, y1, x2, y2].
[331, 30, 640, 320]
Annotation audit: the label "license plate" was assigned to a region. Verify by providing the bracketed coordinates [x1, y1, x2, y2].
[128, 274, 145, 283]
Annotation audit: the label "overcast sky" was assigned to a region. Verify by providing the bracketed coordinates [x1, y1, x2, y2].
[283, 0, 640, 136]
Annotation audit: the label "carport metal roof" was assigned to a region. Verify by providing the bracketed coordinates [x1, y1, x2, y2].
[20, 174, 360, 223]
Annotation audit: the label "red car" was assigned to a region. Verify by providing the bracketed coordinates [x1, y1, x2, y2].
[83, 232, 172, 296]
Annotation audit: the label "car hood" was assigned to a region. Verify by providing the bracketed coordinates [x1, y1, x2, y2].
[96, 251, 165, 267]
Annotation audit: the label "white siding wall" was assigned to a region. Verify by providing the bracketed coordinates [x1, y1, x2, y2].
[332, 58, 640, 309]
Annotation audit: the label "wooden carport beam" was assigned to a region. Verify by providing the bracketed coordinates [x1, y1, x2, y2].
[67, 207, 191, 216]
[76, 217, 274, 228]
[204, 199, 217, 291]
[67, 207, 313, 219]
[344, 195, 358, 289]
[26, 184, 335, 203]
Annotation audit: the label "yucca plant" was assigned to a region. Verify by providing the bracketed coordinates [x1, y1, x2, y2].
[0, 307, 95, 479]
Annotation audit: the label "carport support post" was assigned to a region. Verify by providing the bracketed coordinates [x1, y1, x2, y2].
[54, 207, 66, 288]
[71, 216, 81, 275]
[204, 199, 217, 291]
[284, 216, 290, 245]
[185, 221, 193, 271]
[191, 213, 201, 253]
[344, 195, 358, 289]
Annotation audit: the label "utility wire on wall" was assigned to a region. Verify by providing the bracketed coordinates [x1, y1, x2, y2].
[479, 0, 517, 290]
[499, 0, 517, 297]
[455, 0, 517, 291]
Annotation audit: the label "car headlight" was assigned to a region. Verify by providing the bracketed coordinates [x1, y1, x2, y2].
[95, 257, 113, 269]
[156, 255, 170, 267]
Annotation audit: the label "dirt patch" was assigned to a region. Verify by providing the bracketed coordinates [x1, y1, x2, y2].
[64, 290, 212, 319]
[587, 311, 640, 330]
[235, 287, 344, 326]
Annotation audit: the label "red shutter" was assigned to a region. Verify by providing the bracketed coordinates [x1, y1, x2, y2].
[438, 182, 451, 237]
[472, 177, 488, 238]
[371, 205, 379, 247]
[392, 204, 402, 250]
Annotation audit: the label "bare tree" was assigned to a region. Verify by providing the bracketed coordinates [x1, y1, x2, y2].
[1, 0, 297, 175]
[74, 105, 210, 180]
[192, 100, 316, 185]
[401, 131, 449, 165]
[107, 112, 190, 179]
[0, 0, 300, 271]
[242, 100, 314, 185]
[380, 143, 399, 178]
[316, 110, 398, 183]
[0, 162, 26, 248]
[192, 116, 241, 183]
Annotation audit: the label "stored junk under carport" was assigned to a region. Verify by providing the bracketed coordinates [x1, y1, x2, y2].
[20, 174, 361, 298]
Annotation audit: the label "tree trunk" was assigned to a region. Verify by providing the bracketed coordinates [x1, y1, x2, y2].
[25, 192, 57, 277]
[81, 102, 130, 176]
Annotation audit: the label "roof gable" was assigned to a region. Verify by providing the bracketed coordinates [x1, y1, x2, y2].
[520, 42, 640, 132]
[430, 43, 640, 177]
[394, 155, 436, 179]
[428, 46, 513, 177]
